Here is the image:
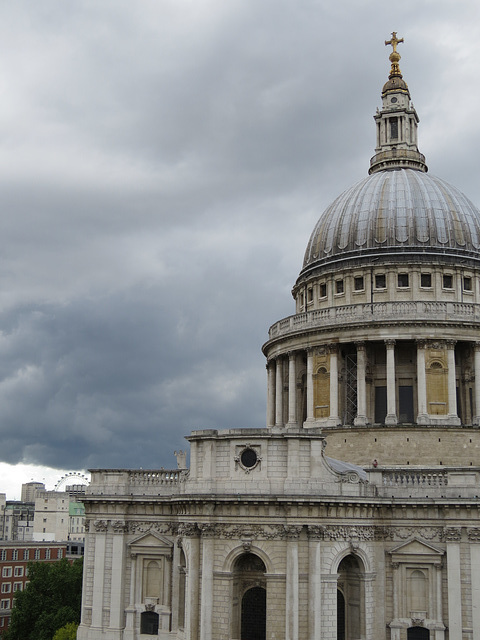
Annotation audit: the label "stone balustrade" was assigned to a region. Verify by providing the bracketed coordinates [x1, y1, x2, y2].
[87, 469, 187, 497]
[268, 301, 480, 340]
[382, 469, 448, 488]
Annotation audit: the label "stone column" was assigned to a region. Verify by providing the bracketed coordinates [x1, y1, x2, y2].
[354, 342, 367, 426]
[91, 523, 107, 629]
[473, 343, 480, 425]
[275, 357, 284, 427]
[185, 530, 200, 640]
[109, 523, 127, 634]
[416, 340, 428, 424]
[200, 525, 215, 640]
[171, 539, 182, 632]
[307, 527, 323, 640]
[446, 529, 462, 640]
[385, 340, 397, 425]
[287, 352, 298, 427]
[305, 349, 315, 425]
[447, 340, 460, 424]
[469, 533, 480, 640]
[266, 360, 276, 428]
[328, 345, 341, 426]
[435, 563, 445, 640]
[285, 526, 302, 640]
[123, 551, 136, 640]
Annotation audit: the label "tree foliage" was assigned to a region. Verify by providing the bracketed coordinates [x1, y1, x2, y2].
[5, 558, 83, 640]
[52, 622, 79, 640]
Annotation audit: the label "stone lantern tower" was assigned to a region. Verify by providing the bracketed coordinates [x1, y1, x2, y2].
[263, 35, 480, 466]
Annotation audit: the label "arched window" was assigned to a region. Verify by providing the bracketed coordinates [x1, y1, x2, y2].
[231, 553, 267, 640]
[140, 611, 159, 635]
[337, 554, 365, 640]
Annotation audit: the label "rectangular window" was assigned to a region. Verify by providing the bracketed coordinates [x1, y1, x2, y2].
[57, 549, 63, 559]
[0, 550, 6, 561]
[13, 567, 23, 577]
[34, 549, 40, 560]
[320, 283, 327, 298]
[23, 550, 29, 561]
[375, 274, 386, 289]
[398, 273, 409, 288]
[0, 599, 10, 609]
[11, 550, 18, 561]
[2, 567, 12, 578]
[443, 274, 453, 289]
[307, 288, 313, 303]
[335, 279, 344, 294]
[390, 117, 398, 139]
[13, 582, 22, 592]
[1, 584, 11, 594]
[464, 276, 472, 291]
[45, 549, 51, 560]
[354, 276, 364, 291]
[420, 273, 432, 287]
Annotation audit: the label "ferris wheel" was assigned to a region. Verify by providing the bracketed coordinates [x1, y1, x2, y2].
[54, 471, 90, 491]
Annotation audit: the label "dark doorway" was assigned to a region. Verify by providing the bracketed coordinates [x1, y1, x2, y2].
[407, 627, 430, 640]
[337, 589, 346, 640]
[241, 586, 266, 640]
[140, 611, 159, 635]
[375, 386, 387, 423]
[399, 385, 414, 422]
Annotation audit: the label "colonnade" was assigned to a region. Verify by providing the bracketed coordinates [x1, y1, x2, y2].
[266, 340, 480, 428]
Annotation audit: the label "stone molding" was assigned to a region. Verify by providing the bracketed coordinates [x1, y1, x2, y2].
[443, 527, 462, 542]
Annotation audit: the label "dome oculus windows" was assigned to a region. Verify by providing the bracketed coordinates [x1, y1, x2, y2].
[236, 445, 261, 472]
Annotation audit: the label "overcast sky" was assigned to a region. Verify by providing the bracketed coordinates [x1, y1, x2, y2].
[2, 1, 480, 498]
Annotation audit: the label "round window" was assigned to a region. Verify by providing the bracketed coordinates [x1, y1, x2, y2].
[240, 448, 258, 469]
[391, 97, 398, 103]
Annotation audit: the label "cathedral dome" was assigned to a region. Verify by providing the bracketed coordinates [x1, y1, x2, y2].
[300, 168, 480, 277]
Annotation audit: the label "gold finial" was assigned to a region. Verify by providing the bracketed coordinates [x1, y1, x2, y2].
[385, 31, 404, 77]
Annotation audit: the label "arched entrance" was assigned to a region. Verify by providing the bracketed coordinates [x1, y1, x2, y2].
[241, 586, 266, 640]
[337, 554, 365, 640]
[231, 553, 267, 640]
[407, 628, 430, 640]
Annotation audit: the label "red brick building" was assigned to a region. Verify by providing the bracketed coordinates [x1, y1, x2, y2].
[0, 542, 67, 635]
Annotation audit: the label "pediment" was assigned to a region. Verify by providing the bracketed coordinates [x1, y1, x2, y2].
[128, 531, 173, 555]
[389, 538, 444, 564]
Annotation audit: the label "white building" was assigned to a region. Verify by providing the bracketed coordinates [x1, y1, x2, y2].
[78, 36, 480, 640]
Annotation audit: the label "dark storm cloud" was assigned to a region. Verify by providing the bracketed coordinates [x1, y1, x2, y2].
[0, 0, 479, 475]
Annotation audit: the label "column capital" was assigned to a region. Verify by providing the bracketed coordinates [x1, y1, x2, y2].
[416, 339, 427, 349]
[474, 342, 480, 353]
[327, 343, 339, 354]
[384, 339, 396, 348]
[287, 350, 297, 359]
[355, 340, 366, 351]
[446, 339, 457, 349]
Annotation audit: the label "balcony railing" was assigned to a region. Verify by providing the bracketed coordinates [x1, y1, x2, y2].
[267, 301, 480, 340]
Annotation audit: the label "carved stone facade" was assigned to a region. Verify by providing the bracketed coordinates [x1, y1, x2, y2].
[78, 40, 480, 640]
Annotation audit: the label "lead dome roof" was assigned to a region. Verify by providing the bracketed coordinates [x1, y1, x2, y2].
[301, 169, 480, 276]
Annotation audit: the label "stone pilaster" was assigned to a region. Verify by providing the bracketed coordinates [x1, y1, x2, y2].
[266, 360, 276, 427]
[446, 340, 460, 425]
[199, 525, 215, 640]
[354, 341, 367, 425]
[328, 344, 341, 425]
[416, 340, 428, 424]
[287, 352, 298, 427]
[304, 349, 315, 425]
[275, 357, 284, 427]
[473, 343, 480, 425]
[385, 339, 397, 425]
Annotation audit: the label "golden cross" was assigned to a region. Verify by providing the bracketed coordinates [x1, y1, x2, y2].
[385, 32, 404, 53]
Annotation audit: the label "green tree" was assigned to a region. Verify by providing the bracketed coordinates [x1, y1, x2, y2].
[5, 557, 83, 640]
[52, 622, 79, 640]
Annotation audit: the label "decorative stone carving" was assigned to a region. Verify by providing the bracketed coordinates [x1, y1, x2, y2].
[284, 525, 303, 539]
[443, 527, 462, 542]
[199, 523, 216, 538]
[111, 520, 128, 533]
[307, 525, 325, 539]
[94, 520, 109, 533]
[127, 522, 175, 535]
[178, 523, 198, 537]
[468, 528, 480, 541]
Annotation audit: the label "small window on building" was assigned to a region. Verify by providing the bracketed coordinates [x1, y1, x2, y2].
[421, 273, 432, 288]
[23, 550, 29, 561]
[0, 599, 10, 609]
[141, 611, 159, 635]
[464, 276, 472, 291]
[443, 274, 453, 289]
[1, 584, 11, 594]
[13, 567, 23, 577]
[335, 279, 344, 294]
[299, 292, 304, 307]
[13, 583, 22, 592]
[2, 568, 12, 578]
[34, 549, 40, 560]
[390, 117, 398, 139]
[45, 549, 51, 560]
[354, 276, 364, 291]
[43, 518, 47, 523]
[0, 550, 7, 561]
[11, 550, 17, 561]
[398, 273, 409, 288]
[307, 288, 313, 303]
[375, 274, 386, 289]
[319, 283, 327, 298]
[57, 549, 63, 559]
